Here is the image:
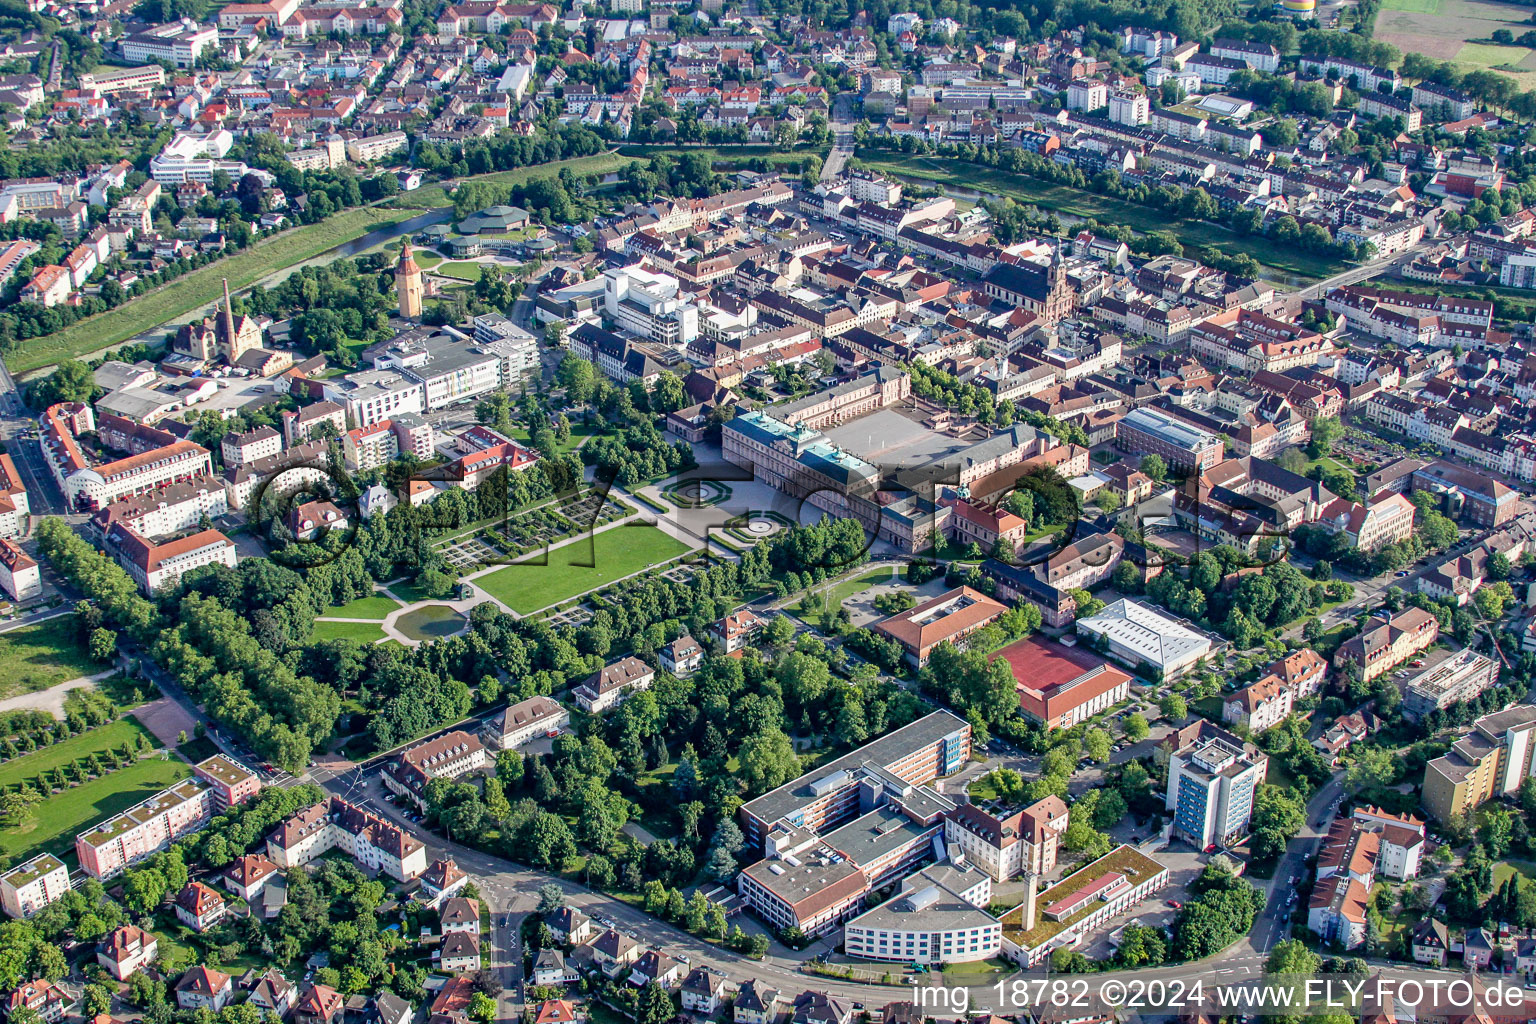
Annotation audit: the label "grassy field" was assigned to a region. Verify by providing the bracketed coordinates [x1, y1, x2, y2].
[476, 525, 695, 614]
[327, 593, 402, 619]
[9, 207, 411, 375]
[855, 152, 1347, 280]
[1382, 0, 1441, 13]
[1457, 41, 1531, 66]
[311, 620, 390, 644]
[811, 567, 901, 611]
[390, 153, 636, 210]
[0, 718, 158, 790]
[0, 618, 103, 699]
[1, 755, 191, 864]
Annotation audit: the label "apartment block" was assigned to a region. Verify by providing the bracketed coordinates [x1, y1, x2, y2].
[77, 779, 213, 878]
[1423, 704, 1536, 822]
[0, 853, 69, 919]
[265, 796, 427, 881]
[1165, 721, 1267, 850]
[193, 754, 262, 810]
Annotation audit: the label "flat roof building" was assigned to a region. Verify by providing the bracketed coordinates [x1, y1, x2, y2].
[1074, 599, 1214, 680]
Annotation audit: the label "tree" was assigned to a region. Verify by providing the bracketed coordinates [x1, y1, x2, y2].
[635, 983, 674, 1024]
[468, 993, 497, 1024]
[1084, 728, 1112, 762]
[1139, 454, 1167, 482]
[1345, 747, 1397, 792]
[536, 883, 565, 914]
[738, 729, 800, 794]
[1250, 785, 1305, 862]
[1308, 417, 1344, 458]
[1159, 694, 1188, 721]
[89, 627, 117, 662]
[1123, 714, 1150, 742]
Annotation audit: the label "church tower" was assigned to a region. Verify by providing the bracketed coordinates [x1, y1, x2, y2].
[396, 240, 423, 320]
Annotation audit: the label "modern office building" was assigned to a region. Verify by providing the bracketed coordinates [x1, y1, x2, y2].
[1164, 721, 1267, 850]
[604, 264, 700, 345]
[738, 710, 971, 848]
[999, 845, 1169, 966]
[1403, 649, 1500, 720]
[1115, 407, 1223, 472]
[1423, 704, 1536, 823]
[842, 863, 999, 964]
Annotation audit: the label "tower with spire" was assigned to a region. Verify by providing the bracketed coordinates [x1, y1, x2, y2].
[216, 278, 262, 364]
[396, 241, 423, 320]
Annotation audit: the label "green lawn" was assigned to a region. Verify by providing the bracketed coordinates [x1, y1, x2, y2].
[1, 755, 192, 864]
[809, 567, 900, 612]
[311, 620, 390, 644]
[390, 153, 635, 210]
[510, 425, 596, 455]
[0, 618, 104, 699]
[1456, 42, 1529, 67]
[476, 525, 695, 614]
[1382, 0, 1440, 12]
[0, 718, 159, 790]
[1493, 858, 1536, 887]
[327, 593, 403, 619]
[9, 207, 411, 374]
[433, 261, 487, 282]
[855, 152, 1347, 280]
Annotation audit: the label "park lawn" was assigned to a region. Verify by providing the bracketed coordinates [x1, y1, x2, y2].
[813, 567, 901, 611]
[327, 593, 403, 619]
[0, 755, 192, 865]
[392, 153, 636, 209]
[9, 207, 411, 374]
[0, 617, 104, 699]
[311, 620, 390, 644]
[854, 152, 1347, 280]
[433, 261, 486, 282]
[476, 525, 695, 614]
[0, 718, 160, 791]
[509, 425, 596, 455]
[1383, 0, 1441, 12]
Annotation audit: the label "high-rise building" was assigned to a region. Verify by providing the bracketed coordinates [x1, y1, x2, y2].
[1165, 721, 1268, 850]
[1423, 705, 1536, 822]
[396, 241, 423, 319]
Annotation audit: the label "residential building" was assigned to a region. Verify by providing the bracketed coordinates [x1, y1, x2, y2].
[573, 656, 655, 713]
[482, 696, 569, 750]
[77, 779, 213, 878]
[711, 609, 766, 653]
[1423, 705, 1536, 822]
[265, 796, 427, 881]
[681, 967, 731, 1015]
[98, 925, 157, 981]
[1222, 675, 1294, 732]
[0, 855, 68, 919]
[383, 730, 488, 808]
[1333, 608, 1439, 683]
[222, 854, 280, 901]
[106, 524, 238, 595]
[175, 881, 227, 932]
[6, 981, 67, 1022]
[0, 539, 40, 603]
[658, 635, 704, 677]
[1164, 720, 1267, 849]
[1412, 918, 1450, 966]
[193, 754, 261, 810]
